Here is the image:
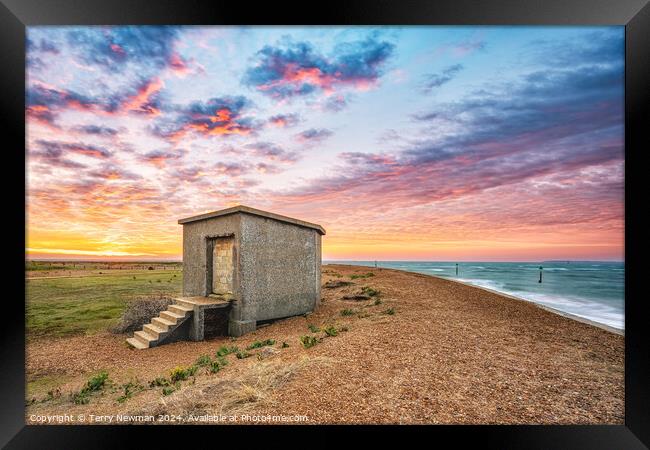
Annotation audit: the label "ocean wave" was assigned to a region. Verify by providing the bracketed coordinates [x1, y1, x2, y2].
[456, 278, 623, 330]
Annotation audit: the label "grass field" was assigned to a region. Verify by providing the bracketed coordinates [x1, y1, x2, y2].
[26, 267, 183, 339]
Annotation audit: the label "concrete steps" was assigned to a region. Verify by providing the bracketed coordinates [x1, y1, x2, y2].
[126, 299, 194, 349]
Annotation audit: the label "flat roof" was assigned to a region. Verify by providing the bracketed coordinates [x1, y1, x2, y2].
[178, 205, 326, 235]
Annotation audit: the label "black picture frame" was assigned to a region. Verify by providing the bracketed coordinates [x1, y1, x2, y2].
[2, 0, 648, 447]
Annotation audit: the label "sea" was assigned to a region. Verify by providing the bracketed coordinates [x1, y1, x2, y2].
[325, 261, 625, 331]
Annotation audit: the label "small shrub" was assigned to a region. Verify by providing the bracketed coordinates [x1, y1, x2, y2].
[195, 355, 212, 367]
[111, 294, 173, 334]
[308, 324, 321, 333]
[350, 272, 375, 280]
[361, 286, 380, 297]
[149, 377, 170, 388]
[383, 308, 395, 315]
[162, 386, 176, 396]
[323, 325, 338, 337]
[373, 298, 382, 306]
[117, 380, 144, 403]
[72, 371, 109, 404]
[236, 351, 252, 359]
[216, 345, 238, 357]
[169, 365, 196, 383]
[340, 309, 355, 316]
[300, 335, 319, 349]
[246, 339, 275, 350]
[281, 342, 289, 348]
[209, 357, 228, 374]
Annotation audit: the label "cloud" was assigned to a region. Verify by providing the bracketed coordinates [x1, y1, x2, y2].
[66, 26, 181, 73]
[322, 95, 347, 112]
[26, 84, 97, 126]
[72, 125, 119, 136]
[87, 164, 142, 180]
[268, 113, 301, 128]
[295, 128, 333, 143]
[421, 64, 463, 93]
[242, 142, 298, 163]
[242, 37, 394, 100]
[140, 149, 184, 168]
[451, 38, 486, 56]
[274, 36, 623, 216]
[33, 140, 112, 160]
[26, 76, 165, 126]
[151, 96, 259, 141]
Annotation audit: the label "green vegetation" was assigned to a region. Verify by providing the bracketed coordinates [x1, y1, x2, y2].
[281, 342, 290, 348]
[373, 298, 382, 306]
[361, 286, 380, 297]
[300, 335, 319, 348]
[169, 365, 197, 383]
[236, 350, 252, 359]
[209, 357, 228, 373]
[350, 272, 375, 280]
[72, 371, 109, 405]
[149, 377, 171, 388]
[162, 386, 177, 396]
[323, 325, 338, 337]
[340, 309, 355, 316]
[215, 345, 239, 357]
[246, 339, 276, 350]
[26, 269, 182, 339]
[383, 308, 395, 315]
[308, 324, 321, 333]
[195, 355, 212, 367]
[117, 380, 144, 403]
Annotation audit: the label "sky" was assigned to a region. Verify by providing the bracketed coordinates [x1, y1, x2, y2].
[26, 26, 624, 262]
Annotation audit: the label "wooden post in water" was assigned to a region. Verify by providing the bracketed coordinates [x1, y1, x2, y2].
[456, 263, 459, 276]
[538, 266, 543, 283]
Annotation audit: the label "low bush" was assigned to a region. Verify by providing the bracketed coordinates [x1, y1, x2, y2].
[110, 294, 173, 334]
[117, 380, 144, 403]
[195, 355, 212, 367]
[246, 339, 276, 350]
[323, 325, 338, 337]
[350, 272, 375, 280]
[72, 371, 109, 404]
[216, 345, 239, 357]
[340, 309, 355, 316]
[300, 335, 319, 348]
[308, 324, 321, 333]
[236, 351, 252, 359]
[361, 286, 380, 297]
[149, 377, 171, 388]
[209, 357, 228, 374]
[169, 365, 197, 383]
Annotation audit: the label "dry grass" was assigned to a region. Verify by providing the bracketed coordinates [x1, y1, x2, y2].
[148, 357, 333, 418]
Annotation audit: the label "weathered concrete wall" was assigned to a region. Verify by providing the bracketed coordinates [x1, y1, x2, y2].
[212, 236, 234, 294]
[238, 213, 321, 323]
[182, 214, 240, 297]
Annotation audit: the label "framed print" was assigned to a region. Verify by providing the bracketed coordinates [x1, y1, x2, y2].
[1, 0, 649, 447]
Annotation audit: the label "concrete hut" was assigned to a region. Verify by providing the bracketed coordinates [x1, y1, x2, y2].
[126, 205, 325, 349]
